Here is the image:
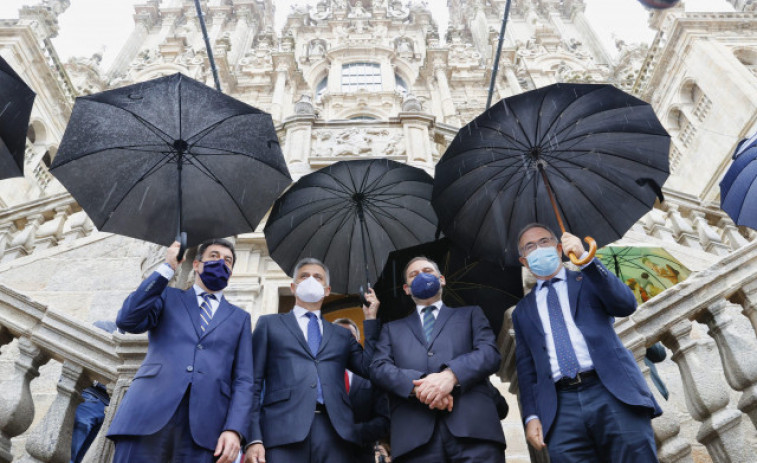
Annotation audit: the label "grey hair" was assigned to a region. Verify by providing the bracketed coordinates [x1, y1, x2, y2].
[333, 317, 360, 341]
[402, 256, 441, 284]
[292, 257, 330, 285]
[517, 223, 558, 256]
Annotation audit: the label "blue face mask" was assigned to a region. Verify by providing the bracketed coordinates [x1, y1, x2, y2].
[199, 259, 231, 291]
[410, 272, 441, 299]
[526, 246, 562, 278]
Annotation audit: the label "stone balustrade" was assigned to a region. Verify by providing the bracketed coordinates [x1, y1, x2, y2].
[499, 240, 757, 463]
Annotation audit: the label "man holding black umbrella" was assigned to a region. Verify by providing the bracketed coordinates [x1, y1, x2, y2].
[107, 239, 253, 463]
[370, 257, 506, 463]
[512, 224, 661, 463]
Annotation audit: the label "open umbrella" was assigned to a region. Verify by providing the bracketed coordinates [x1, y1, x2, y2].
[432, 83, 670, 267]
[264, 159, 437, 295]
[596, 246, 690, 304]
[720, 130, 757, 230]
[373, 237, 523, 332]
[0, 56, 36, 180]
[51, 73, 290, 255]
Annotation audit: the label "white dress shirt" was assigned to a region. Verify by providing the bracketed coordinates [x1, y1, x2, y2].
[157, 263, 222, 316]
[415, 300, 443, 328]
[292, 305, 323, 340]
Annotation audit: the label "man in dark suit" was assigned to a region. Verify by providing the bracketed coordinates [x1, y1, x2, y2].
[245, 258, 379, 463]
[511, 223, 661, 463]
[334, 317, 391, 463]
[370, 257, 506, 463]
[107, 239, 253, 463]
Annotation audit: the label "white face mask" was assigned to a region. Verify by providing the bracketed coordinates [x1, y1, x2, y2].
[295, 276, 326, 303]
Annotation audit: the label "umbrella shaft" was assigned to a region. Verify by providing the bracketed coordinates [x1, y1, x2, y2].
[539, 168, 567, 234]
[486, 0, 512, 109]
[194, 0, 222, 92]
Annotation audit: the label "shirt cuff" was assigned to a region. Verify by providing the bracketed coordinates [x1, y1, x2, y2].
[244, 441, 263, 452]
[156, 262, 175, 280]
[578, 251, 595, 269]
[525, 414, 539, 425]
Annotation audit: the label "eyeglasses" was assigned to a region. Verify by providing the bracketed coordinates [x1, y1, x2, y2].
[521, 237, 556, 254]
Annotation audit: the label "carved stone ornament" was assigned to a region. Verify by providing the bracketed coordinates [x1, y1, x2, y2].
[387, 0, 410, 19]
[294, 94, 315, 116]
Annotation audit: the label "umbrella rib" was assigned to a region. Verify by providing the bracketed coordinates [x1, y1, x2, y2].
[50, 143, 175, 170]
[186, 113, 267, 145]
[271, 200, 352, 256]
[120, 108, 176, 144]
[546, 105, 655, 143]
[188, 144, 287, 176]
[546, 147, 670, 174]
[534, 85, 608, 147]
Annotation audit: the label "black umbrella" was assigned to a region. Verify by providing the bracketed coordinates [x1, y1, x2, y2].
[51, 73, 290, 254]
[0, 56, 35, 180]
[373, 238, 523, 333]
[264, 159, 437, 295]
[433, 83, 670, 267]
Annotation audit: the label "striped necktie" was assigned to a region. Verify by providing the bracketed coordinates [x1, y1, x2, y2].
[199, 292, 216, 332]
[543, 278, 580, 379]
[422, 306, 436, 343]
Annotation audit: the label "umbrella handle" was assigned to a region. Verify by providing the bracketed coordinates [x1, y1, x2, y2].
[568, 236, 597, 266]
[176, 231, 187, 263]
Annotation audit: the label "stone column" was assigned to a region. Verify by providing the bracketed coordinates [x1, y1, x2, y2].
[19, 361, 89, 463]
[270, 65, 288, 123]
[0, 338, 48, 463]
[699, 300, 757, 429]
[503, 65, 522, 96]
[662, 320, 750, 463]
[433, 60, 459, 127]
[399, 112, 435, 165]
[107, 7, 157, 79]
[228, 6, 257, 67]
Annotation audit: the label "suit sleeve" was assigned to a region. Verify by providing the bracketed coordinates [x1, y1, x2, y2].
[582, 260, 637, 317]
[370, 324, 425, 398]
[355, 388, 390, 446]
[223, 311, 255, 443]
[115, 271, 169, 334]
[444, 306, 502, 392]
[347, 319, 380, 377]
[249, 315, 269, 444]
[512, 307, 539, 422]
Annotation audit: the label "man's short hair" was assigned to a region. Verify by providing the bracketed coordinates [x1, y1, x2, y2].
[196, 238, 236, 268]
[293, 257, 330, 285]
[516, 223, 558, 256]
[333, 317, 360, 341]
[402, 256, 441, 284]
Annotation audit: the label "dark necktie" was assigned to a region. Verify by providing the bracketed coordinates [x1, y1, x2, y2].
[305, 312, 324, 403]
[199, 293, 215, 332]
[544, 278, 580, 379]
[422, 306, 435, 343]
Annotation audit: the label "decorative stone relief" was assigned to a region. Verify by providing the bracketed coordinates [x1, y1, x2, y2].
[312, 128, 406, 158]
[387, 0, 410, 20]
[309, 0, 332, 21]
[348, 0, 372, 18]
[308, 39, 328, 58]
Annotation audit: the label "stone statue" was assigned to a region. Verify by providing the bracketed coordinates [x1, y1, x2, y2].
[310, 0, 332, 21]
[348, 0, 371, 18]
[388, 0, 410, 19]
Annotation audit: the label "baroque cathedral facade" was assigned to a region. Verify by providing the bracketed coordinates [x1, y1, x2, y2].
[0, 0, 756, 462]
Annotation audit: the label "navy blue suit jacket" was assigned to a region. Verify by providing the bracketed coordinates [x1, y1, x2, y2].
[250, 312, 379, 448]
[350, 373, 389, 459]
[370, 304, 506, 458]
[107, 271, 254, 451]
[511, 261, 662, 438]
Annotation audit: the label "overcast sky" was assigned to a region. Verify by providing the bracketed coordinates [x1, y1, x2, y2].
[0, 0, 734, 71]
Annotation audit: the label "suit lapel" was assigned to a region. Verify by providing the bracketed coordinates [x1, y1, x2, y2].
[282, 311, 312, 356]
[566, 270, 582, 319]
[180, 289, 203, 338]
[428, 304, 453, 347]
[201, 296, 234, 339]
[318, 319, 334, 356]
[405, 311, 427, 347]
[524, 290, 545, 336]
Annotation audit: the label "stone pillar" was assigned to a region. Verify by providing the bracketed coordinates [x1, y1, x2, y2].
[270, 65, 288, 123]
[19, 361, 89, 463]
[107, 6, 157, 79]
[433, 61, 459, 127]
[282, 116, 315, 168]
[503, 65, 522, 96]
[629, 339, 693, 463]
[699, 300, 757, 429]
[399, 112, 435, 165]
[228, 6, 257, 67]
[662, 320, 750, 463]
[0, 338, 48, 463]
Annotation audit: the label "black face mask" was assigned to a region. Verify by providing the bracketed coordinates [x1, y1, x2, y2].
[199, 259, 231, 291]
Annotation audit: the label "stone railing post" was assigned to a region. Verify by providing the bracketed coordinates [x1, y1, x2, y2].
[33, 206, 71, 250]
[61, 211, 94, 244]
[629, 338, 693, 463]
[717, 217, 750, 251]
[735, 281, 757, 337]
[19, 361, 89, 463]
[690, 211, 729, 256]
[662, 320, 750, 463]
[0, 223, 18, 259]
[2, 214, 45, 262]
[665, 205, 702, 250]
[0, 337, 49, 463]
[698, 299, 757, 429]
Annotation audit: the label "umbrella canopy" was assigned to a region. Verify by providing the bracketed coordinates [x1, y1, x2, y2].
[51, 73, 290, 248]
[433, 83, 670, 267]
[596, 246, 690, 305]
[373, 237, 523, 332]
[264, 159, 437, 295]
[720, 131, 757, 230]
[0, 56, 35, 180]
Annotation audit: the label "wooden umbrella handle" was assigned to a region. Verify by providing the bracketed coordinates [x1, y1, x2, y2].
[568, 236, 597, 266]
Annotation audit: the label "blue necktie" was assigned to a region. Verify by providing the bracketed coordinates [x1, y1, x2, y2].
[422, 306, 435, 343]
[544, 279, 580, 379]
[199, 293, 215, 333]
[305, 312, 324, 403]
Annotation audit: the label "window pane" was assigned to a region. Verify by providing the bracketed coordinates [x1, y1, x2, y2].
[341, 62, 382, 92]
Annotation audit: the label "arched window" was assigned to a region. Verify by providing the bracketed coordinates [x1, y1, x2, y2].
[341, 63, 382, 92]
[315, 77, 328, 102]
[395, 74, 408, 95]
[349, 115, 377, 120]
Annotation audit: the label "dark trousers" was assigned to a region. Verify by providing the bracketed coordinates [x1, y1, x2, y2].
[70, 388, 108, 463]
[546, 378, 658, 463]
[111, 389, 215, 463]
[266, 412, 354, 463]
[396, 419, 505, 463]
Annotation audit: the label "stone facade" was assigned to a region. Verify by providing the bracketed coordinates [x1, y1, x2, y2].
[0, 0, 756, 462]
